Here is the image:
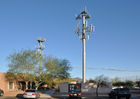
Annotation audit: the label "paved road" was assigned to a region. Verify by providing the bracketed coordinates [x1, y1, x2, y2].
[1, 89, 140, 99]
[1, 95, 140, 99]
[0, 96, 100, 99]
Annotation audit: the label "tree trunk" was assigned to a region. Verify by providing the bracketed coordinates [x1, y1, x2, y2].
[35, 81, 39, 90]
[96, 84, 99, 97]
[20, 83, 22, 90]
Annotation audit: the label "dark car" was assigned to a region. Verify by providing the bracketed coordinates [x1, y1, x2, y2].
[109, 88, 131, 99]
[0, 89, 4, 96]
[69, 90, 81, 99]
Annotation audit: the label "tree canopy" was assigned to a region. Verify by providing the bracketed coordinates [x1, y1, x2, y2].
[44, 56, 71, 79]
[7, 49, 40, 74]
[112, 80, 135, 87]
[7, 49, 72, 89]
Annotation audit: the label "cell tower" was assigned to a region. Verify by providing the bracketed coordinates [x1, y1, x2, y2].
[36, 37, 46, 74]
[75, 8, 95, 83]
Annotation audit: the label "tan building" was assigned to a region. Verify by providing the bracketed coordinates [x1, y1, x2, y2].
[0, 73, 24, 96]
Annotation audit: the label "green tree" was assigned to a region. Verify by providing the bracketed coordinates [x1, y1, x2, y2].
[136, 81, 140, 88]
[94, 75, 109, 97]
[7, 49, 72, 89]
[112, 77, 121, 83]
[88, 79, 96, 83]
[7, 49, 40, 73]
[112, 81, 125, 87]
[7, 49, 45, 90]
[44, 56, 71, 78]
[112, 80, 135, 87]
[125, 80, 134, 87]
[44, 56, 72, 88]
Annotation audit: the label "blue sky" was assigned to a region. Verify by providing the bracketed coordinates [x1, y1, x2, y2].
[0, 0, 140, 80]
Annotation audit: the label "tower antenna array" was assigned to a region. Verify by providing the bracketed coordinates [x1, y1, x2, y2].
[75, 8, 95, 83]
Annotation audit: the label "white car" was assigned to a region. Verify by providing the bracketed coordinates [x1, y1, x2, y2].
[23, 89, 40, 99]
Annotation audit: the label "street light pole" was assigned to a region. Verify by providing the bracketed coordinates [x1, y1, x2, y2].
[76, 8, 95, 83]
[36, 37, 46, 74]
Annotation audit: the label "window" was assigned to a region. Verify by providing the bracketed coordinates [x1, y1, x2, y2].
[9, 82, 14, 89]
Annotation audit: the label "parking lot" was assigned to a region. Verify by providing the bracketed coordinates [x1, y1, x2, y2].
[1, 94, 140, 99]
[0, 89, 140, 99]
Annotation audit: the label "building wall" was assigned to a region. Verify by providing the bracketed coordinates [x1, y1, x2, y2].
[59, 82, 69, 93]
[0, 73, 7, 92]
[59, 82, 112, 94]
[81, 83, 112, 93]
[0, 73, 23, 96]
[59, 82, 78, 93]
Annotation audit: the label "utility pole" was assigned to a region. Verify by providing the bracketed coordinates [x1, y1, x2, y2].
[36, 37, 46, 74]
[75, 8, 95, 83]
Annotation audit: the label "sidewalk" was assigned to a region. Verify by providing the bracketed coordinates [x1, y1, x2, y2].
[40, 89, 56, 98]
[40, 90, 110, 99]
[52, 91, 109, 98]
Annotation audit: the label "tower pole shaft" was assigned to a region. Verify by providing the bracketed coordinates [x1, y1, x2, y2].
[76, 9, 93, 84]
[82, 15, 86, 83]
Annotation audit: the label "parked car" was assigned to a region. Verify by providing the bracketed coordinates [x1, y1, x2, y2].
[132, 86, 140, 89]
[69, 90, 81, 99]
[109, 88, 131, 99]
[0, 89, 4, 96]
[23, 89, 40, 99]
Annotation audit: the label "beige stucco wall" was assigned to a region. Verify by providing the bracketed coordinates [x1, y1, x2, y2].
[0, 73, 7, 92]
[0, 73, 20, 96]
[81, 83, 112, 93]
[59, 82, 112, 93]
[59, 82, 69, 93]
